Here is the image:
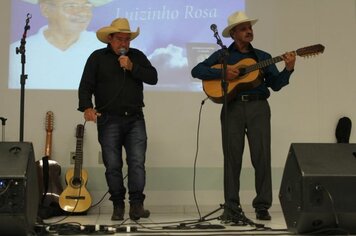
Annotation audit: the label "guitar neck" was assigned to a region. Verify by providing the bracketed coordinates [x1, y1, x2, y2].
[44, 131, 52, 157]
[44, 111, 54, 158]
[74, 137, 83, 179]
[242, 54, 291, 75]
[239, 44, 325, 76]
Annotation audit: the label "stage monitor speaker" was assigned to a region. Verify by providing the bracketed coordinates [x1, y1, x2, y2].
[279, 143, 356, 234]
[0, 142, 39, 236]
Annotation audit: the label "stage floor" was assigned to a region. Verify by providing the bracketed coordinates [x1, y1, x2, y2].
[39, 209, 294, 235]
[37, 206, 356, 235]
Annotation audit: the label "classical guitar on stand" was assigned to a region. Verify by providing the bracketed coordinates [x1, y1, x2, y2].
[36, 111, 63, 211]
[59, 124, 92, 213]
[203, 44, 325, 103]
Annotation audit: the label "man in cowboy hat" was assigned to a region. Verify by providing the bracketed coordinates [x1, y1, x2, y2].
[9, 0, 112, 89]
[78, 18, 158, 221]
[192, 11, 296, 223]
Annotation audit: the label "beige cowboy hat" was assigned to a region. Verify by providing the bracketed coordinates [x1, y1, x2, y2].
[21, 0, 113, 7]
[96, 18, 140, 43]
[222, 11, 258, 38]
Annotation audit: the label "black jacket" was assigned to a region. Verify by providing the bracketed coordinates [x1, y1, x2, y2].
[78, 46, 158, 114]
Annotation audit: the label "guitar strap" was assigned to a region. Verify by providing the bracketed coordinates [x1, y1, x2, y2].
[41, 156, 50, 204]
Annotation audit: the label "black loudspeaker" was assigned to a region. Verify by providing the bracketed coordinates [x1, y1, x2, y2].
[279, 143, 356, 234]
[0, 142, 39, 236]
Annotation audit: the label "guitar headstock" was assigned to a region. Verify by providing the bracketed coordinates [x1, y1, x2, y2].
[296, 44, 325, 57]
[76, 124, 85, 139]
[45, 111, 54, 132]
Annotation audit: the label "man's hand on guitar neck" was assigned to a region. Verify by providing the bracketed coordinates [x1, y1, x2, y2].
[281, 51, 296, 71]
[84, 108, 101, 123]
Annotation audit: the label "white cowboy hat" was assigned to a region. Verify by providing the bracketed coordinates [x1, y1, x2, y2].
[222, 11, 258, 38]
[96, 18, 140, 43]
[21, 0, 112, 7]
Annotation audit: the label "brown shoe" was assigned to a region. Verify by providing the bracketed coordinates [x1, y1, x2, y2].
[129, 204, 150, 220]
[111, 205, 125, 221]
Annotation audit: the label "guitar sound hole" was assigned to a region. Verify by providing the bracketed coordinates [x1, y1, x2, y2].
[72, 178, 82, 187]
[239, 68, 246, 76]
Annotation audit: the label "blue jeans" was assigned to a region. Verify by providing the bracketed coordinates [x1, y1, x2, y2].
[97, 112, 147, 206]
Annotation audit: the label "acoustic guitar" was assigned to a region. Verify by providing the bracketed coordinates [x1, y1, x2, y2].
[36, 111, 63, 208]
[59, 124, 92, 213]
[202, 44, 325, 103]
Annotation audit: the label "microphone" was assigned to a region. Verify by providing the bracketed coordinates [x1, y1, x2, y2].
[210, 24, 218, 34]
[119, 48, 127, 71]
[210, 23, 224, 48]
[119, 48, 126, 56]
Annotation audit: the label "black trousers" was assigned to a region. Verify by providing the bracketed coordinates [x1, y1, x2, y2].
[221, 99, 272, 212]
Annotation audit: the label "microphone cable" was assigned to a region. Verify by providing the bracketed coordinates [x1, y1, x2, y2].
[192, 97, 209, 220]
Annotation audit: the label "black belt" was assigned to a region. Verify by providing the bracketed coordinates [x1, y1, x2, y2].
[107, 110, 143, 117]
[235, 94, 267, 102]
[119, 110, 143, 116]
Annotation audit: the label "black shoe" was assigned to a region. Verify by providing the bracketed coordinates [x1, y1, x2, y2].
[111, 205, 125, 221]
[129, 204, 150, 220]
[255, 208, 271, 221]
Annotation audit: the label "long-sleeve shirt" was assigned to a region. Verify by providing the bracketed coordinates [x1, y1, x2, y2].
[78, 45, 158, 114]
[191, 43, 293, 98]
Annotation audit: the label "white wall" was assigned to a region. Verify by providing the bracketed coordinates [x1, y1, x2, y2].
[1, 0, 355, 213]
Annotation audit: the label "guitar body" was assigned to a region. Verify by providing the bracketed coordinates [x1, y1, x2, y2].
[203, 58, 261, 103]
[59, 168, 92, 213]
[36, 158, 63, 207]
[36, 111, 63, 210]
[202, 44, 325, 103]
[59, 124, 92, 213]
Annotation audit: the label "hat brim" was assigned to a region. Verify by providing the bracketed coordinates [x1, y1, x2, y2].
[96, 27, 140, 43]
[222, 19, 258, 38]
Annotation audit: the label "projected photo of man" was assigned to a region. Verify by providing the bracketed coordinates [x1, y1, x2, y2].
[9, 0, 244, 91]
[9, 0, 112, 89]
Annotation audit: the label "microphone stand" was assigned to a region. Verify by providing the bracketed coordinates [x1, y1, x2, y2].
[213, 29, 231, 218]
[213, 31, 229, 100]
[189, 27, 230, 229]
[15, 13, 32, 142]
